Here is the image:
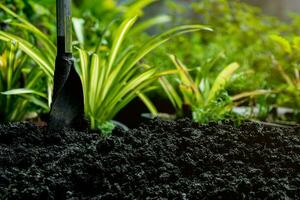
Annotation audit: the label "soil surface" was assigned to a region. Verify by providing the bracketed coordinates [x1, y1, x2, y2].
[0, 119, 300, 200]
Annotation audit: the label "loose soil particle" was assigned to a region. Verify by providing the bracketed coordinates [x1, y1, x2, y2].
[0, 119, 299, 200]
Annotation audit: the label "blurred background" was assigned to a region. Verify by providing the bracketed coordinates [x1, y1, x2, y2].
[243, 0, 300, 19]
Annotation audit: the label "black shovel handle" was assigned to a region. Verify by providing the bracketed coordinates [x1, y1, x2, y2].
[56, 0, 72, 54]
[54, 0, 73, 98]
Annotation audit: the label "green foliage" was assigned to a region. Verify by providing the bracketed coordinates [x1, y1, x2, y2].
[192, 91, 233, 124]
[0, 0, 56, 41]
[73, 0, 155, 20]
[0, 4, 55, 77]
[72, 0, 169, 49]
[159, 54, 239, 122]
[0, 4, 54, 121]
[1, 0, 300, 124]
[0, 41, 48, 121]
[0, 3, 210, 129]
[159, 55, 270, 123]
[76, 16, 212, 129]
[147, 0, 287, 93]
[269, 34, 300, 111]
[139, 0, 300, 122]
[97, 121, 115, 136]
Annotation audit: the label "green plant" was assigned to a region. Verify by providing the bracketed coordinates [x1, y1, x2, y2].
[0, 4, 211, 129]
[72, 0, 172, 51]
[269, 34, 300, 112]
[0, 4, 55, 120]
[0, 0, 170, 114]
[97, 121, 115, 136]
[76, 16, 212, 129]
[134, 0, 300, 123]
[0, 41, 49, 121]
[0, 0, 56, 41]
[147, 0, 295, 96]
[159, 54, 270, 123]
[73, 0, 156, 21]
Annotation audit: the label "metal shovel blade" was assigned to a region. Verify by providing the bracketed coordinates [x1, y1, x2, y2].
[48, 53, 85, 130]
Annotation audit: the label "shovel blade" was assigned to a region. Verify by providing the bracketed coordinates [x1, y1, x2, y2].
[48, 55, 86, 130]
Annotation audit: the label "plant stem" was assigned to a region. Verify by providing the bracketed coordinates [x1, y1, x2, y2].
[90, 116, 96, 130]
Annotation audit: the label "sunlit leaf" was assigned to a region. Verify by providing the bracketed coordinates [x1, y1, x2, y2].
[207, 62, 239, 102]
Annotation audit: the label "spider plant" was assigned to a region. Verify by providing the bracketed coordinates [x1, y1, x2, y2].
[159, 54, 270, 123]
[0, 41, 49, 121]
[76, 16, 212, 129]
[0, 4, 55, 111]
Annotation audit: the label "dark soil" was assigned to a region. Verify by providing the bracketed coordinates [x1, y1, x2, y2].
[0, 119, 300, 200]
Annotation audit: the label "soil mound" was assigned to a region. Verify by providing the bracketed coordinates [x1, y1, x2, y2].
[0, 119, 299, 199]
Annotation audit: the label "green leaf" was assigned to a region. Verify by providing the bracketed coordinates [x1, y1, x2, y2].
[99, 68, 157, 117]
[76, 47, 90, 113]
[207, 62, 240, 103]
[6, 41, 18, 90]
[0, 31, 54, 77]
[159, 76, 182, 109]
[88, 53, 101, 114]
[8, 22, 56, 60]
[107, 16, 137, 76]
[24, 95, 49, 110]
[169, 54, 202, 104]
[232, 90, 272, 101]
[123, 25, 212, 79]
[0, 4, 56, 57]
[130, 15, 171, 35]
[270, 34, 292, 54]
[137, 92, 158, 116]
[293, 36, 300, 52]
[1, 88, 48, 99]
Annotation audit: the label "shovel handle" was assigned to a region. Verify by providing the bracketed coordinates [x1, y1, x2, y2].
[56, 0, 72, 54]
[56, 0, 64, 37]
[64, 0, 72, 53]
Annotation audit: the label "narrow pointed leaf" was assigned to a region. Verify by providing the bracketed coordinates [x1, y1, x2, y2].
[1, 88, 48, 99]
[207, 62, 240, 102]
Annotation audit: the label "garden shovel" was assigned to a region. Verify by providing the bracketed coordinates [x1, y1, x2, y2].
[48, 0, 85, 130]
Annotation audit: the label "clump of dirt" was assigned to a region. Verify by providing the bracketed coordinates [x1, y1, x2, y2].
[0, 119, 299, 199]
